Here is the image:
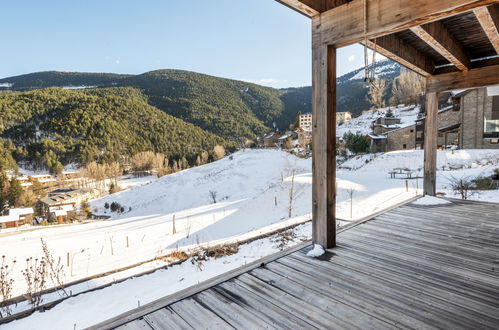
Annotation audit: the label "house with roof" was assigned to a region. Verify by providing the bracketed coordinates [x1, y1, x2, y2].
[39, 188, 99, 221]
[257, 132, 281, 148]
[0, 208, 34, 229]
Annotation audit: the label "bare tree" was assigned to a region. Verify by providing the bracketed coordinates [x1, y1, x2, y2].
[368, 78, 387, 109]
[209, 190, 217, 204]
[448, 175, 477, 200]
[390, 70, 426, 106]
[213, 145, 225, 161]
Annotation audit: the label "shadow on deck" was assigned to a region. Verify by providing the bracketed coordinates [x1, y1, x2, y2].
[92, 199, 499, 330]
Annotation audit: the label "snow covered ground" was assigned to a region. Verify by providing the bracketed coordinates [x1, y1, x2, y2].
[2, 148, 498, 329]
[337, 104, 420, 137]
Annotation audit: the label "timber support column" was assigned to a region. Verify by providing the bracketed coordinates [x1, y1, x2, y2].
[423, 91, 438, 196]
[312, 17, 336, 249]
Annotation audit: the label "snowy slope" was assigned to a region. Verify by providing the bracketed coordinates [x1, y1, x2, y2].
[2, 148, 498, 329]
[337, 104, 420, 137]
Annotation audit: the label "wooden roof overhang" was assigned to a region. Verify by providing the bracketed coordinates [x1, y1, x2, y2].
[278, 0, 499, 92]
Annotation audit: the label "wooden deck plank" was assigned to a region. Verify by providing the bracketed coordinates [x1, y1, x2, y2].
[195, 288, 279, 329]
[143, 308, 193, 330]
[361, 217, 499, 257]
[338, 232, 499, 290]
[235, 273, 370, 330]
[264, 260, 438, 329]
[373, 214, 499, 247]
[321, 244, 499, 306]
[276, 256, 488, 329]
[288, 252, 499, 329]
[169, 298, 234, 330]
[115, 318, 153, 330]
[218, 280, 317, 329]
[291, 251, 499, 320]
[349, 222, 499, 272]
[387, 207, 499, 228]
[99, 200, 499, 330]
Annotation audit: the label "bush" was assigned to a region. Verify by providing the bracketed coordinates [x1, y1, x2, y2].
[109, 183, 122, 194]
[343, 132, 369, 154]
[104, 202, 110, 209]
[472, 177, 496, 190]
[110, 202, 121, 212]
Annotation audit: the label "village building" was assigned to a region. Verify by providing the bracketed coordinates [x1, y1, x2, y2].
[277, 131, 298, 148]
[416, 87, 499, 149]
[368, 134, 387, 153]
[39, 188, 98, 222]
[257, 132, 281, 148]
[0, 207, 34, 229]
[298, 112, 312, 131]
[386, 124, 416, 151]
[371, 117, 402, 135]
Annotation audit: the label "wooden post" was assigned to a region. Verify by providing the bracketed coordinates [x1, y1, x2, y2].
[312, 28, 336, 249]
[424, 91, 438, 196]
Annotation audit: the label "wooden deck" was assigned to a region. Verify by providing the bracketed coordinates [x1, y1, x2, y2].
[96, 199, 499, 329]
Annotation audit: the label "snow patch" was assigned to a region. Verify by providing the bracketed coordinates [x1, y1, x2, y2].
[412, 196, 452, 206]
[306, 244, 325, 257]
[61, 85, 98, 90]
[0, 82, 13, 88]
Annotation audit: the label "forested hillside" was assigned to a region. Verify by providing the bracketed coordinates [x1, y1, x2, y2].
[0, 60, 405, 170]
[0, 60, 403, 138]
[0, 88, 233, 172]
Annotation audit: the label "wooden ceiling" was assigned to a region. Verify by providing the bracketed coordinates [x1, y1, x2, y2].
[277, 0, 499, 91]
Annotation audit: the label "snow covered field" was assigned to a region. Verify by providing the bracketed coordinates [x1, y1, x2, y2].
[2, 148, 498, 329]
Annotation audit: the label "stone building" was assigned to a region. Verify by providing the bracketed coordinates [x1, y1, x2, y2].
[385, 125, 416, 151]
[416, 88, 499, 149]
[372, 117, 402, 135]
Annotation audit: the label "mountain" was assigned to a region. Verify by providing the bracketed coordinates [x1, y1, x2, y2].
[0, 59, 402, 127]
[0, 70, 289, 140]
[0, 60, 403, 170]
[0, 87, 233, 172]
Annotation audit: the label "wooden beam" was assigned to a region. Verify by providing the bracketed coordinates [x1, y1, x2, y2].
[423, 92, 438, 196]
[427, 63, 499, 92]
[410, 21, 471, 71]
[312, 18, 336, 248]
[315, 0, 498, 48]
[275, 0, 352, 16]
[275, 0, 320, 17]
[364, 35, 435, 77]
[474, 4, 499, 54]
[433, 55, 499, 74]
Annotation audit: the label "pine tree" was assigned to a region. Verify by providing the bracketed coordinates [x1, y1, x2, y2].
[0, 172, 9, 215]
[7, 178, 23, 208]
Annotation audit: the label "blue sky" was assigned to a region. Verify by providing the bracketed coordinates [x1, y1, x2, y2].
[0, 0, 367, 88]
